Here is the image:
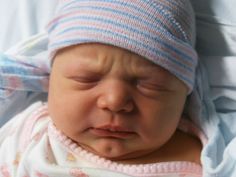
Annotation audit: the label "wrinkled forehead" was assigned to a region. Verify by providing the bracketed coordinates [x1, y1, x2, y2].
[54, 43, 158, 70]
[53, 43, 180, 81]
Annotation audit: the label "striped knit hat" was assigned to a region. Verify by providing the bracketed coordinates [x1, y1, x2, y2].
[47, 0, 198, 93]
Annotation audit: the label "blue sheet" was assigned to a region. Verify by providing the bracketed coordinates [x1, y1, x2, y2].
[0, 0, 58, 52]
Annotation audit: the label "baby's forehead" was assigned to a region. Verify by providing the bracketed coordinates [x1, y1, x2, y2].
[56, 43, 162, 67]
[54, 43, 174, 79]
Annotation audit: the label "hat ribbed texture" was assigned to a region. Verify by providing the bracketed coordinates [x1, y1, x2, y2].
[47, 0, 198, 93]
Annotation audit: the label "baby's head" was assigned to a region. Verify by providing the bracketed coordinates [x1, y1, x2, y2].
[47, 0, 197, 161]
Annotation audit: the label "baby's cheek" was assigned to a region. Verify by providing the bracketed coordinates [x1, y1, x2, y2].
[140, 110, 180, 140]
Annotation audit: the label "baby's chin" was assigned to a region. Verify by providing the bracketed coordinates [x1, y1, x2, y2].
[79, 139, 157, 164]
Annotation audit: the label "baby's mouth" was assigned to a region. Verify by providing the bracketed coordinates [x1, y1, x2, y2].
[89, 125, 136, 139]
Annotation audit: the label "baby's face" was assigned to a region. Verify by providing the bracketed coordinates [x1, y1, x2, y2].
[48, 43, 188, 161]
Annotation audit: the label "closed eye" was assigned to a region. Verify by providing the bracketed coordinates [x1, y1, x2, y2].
[71, 76, 100, 83]
[136, 79, 171, 96]
[68, 76, 101, 89]
[137, 81, 168, 91]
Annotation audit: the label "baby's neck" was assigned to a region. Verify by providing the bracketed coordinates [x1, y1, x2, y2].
[113, 130, 202, 165]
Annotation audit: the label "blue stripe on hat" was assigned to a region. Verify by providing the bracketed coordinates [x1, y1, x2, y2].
[53, 15, 196, 67]
[58, 1, 187, 42]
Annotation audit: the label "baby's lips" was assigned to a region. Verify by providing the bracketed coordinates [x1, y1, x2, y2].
[89, 125, 136, 139]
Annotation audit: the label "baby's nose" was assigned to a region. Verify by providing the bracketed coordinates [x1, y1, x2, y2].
[96, 80, 134, 113]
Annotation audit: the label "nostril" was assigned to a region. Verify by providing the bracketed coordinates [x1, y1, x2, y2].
[96, 80, 134, 113]
[122, 101, 134, 113]
[96, 92, 134, 113]
[97, 96, 134, 113]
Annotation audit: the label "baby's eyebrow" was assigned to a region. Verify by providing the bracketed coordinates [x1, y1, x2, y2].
[132, 63, 169, 75]
[64, 59, 109, 76]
